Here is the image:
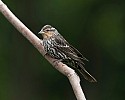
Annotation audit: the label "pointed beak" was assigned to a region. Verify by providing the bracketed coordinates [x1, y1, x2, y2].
[38, 30, 44, 34]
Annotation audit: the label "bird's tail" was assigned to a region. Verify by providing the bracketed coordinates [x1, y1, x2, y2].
[77, 62, 97, 82]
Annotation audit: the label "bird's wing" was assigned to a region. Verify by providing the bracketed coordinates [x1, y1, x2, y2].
[54, 34, 88, 62]
[69, 45, 88, 61]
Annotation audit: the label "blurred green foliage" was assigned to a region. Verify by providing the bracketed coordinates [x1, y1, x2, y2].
[0, 0, 125, 100]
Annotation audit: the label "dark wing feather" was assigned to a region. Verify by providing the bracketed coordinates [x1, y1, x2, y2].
[53, 34, 97, 82]
[69, 45, 88, 61]
[54, 34, 88, 62]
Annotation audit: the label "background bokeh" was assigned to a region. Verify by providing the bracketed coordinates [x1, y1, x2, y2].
[0, 0, 125, 100]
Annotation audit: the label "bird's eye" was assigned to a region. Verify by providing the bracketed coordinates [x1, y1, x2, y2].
[45, 29, 50, 32]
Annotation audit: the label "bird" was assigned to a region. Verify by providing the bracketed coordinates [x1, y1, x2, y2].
[38, 25, 97, 82]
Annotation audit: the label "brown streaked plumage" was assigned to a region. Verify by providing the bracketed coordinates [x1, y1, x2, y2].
[39, 25, 97, 82]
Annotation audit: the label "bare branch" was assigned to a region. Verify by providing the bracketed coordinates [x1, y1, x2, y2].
[0, 1, 86, 100]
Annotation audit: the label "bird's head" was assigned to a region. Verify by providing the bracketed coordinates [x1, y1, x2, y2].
[39, 25, 58, 39]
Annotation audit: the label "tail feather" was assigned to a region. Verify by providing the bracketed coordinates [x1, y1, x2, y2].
[77, 62, 97, 82]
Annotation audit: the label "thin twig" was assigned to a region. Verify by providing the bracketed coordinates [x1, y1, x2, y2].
[0, 1, 86, 100]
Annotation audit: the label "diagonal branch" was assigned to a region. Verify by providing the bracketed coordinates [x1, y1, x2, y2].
[0, 1, 86, 100]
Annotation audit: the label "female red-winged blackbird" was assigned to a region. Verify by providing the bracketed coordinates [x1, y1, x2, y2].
[39, 25, 97, 82]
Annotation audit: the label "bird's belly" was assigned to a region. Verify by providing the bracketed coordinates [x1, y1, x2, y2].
[43, 40, 69, 60]
[48, 47, 68, 59]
